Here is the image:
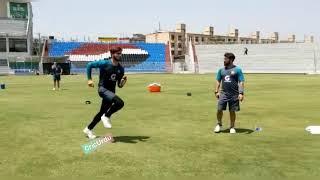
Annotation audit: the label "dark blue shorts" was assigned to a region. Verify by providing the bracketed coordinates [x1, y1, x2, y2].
[218, 94, 240, 112]
[98, 87, 116, 103]
[53, 75, 61, 81]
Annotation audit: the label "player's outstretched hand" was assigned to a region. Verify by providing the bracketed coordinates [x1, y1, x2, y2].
[119, 76, 127, 88]
[88, 80, 94, 88]
[238, 94, 244, 102]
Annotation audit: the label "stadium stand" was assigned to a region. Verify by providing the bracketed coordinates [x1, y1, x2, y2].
[9, 61, 39, 74]
[194, 43, 320, 74]
[47, 42, 171, 73]
[0, 1, 34, 75]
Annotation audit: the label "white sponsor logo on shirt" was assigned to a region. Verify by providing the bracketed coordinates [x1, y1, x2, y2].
[224, 75, 231, 82]
[110, 74, 117, 81]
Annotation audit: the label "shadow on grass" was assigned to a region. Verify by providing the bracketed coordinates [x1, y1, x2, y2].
[113, 136, 150, 143]
[220, 128, 255, 134]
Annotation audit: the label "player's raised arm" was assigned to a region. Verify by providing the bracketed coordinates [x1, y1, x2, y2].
[86, 60, 107, 87]
[117, 68, 126, 88]
[118, 76, 127, 88]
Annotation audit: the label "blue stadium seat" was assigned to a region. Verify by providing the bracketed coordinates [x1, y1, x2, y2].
[48, 42, 168, 73]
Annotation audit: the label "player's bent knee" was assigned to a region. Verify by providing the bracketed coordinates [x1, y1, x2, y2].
[117, 100, 124, 109]
[113, 96, 124, 109]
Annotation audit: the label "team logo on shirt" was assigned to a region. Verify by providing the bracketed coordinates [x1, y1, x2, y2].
[110, 74, 117, 81]
[224, 75, 231, 82]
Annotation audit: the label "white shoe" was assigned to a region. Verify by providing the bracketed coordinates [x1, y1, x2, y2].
[52, 88, 56, 91]
[214, 125, 222, 133]
[83, 127, 96, 139]
[230, 128, 236, 134]
[101, 114, 112, 128]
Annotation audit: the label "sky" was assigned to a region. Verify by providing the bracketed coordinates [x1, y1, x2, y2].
[31, 0, 319, 41]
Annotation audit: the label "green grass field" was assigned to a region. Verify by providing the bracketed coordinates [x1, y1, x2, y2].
[0, 74, 320, 178]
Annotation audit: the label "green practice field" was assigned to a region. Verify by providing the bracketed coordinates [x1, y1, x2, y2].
[0, 74, 320, 178]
